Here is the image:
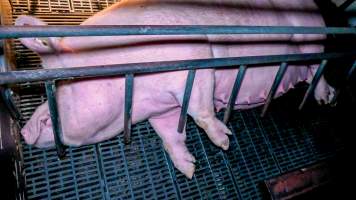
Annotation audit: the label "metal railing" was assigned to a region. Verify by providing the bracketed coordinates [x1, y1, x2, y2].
[0, 25, 356, 158]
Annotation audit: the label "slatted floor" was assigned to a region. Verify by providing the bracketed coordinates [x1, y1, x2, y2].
[20, 92, 345, 200]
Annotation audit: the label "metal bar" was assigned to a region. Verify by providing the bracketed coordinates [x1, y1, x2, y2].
[261, 62, 288, 117]
[339, 0, 356, 10]
[44, 81, 66, 158]
[1, 25, 356, 39]
[94, 144, 110, 200]
[223, 65, 247, 124]
[346, 60, 356, 81]
[1, 52, 355, 85]
[124, 73, 134, 144]
[299, 59, 328, 110]
[0, 87, 23, 121]
[178, 70, 196, 133]
[265, 162, 331, 200]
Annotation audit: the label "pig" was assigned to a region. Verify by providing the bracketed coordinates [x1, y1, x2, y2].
[17, 0, 334, 178]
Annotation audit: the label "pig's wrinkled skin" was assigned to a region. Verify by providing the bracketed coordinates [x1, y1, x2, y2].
[18, 0, 334, 178]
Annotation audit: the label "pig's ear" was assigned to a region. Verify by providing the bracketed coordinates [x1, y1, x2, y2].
[15, 15, 61, 53]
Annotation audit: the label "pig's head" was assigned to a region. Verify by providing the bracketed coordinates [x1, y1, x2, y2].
[21, 101, 55, 148]
[15, 15, 65, 54]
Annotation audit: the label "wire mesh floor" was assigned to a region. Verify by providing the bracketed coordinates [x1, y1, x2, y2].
[20, 95, 345, 200]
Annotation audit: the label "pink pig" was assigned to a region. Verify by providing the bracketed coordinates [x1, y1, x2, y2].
[18, 0, 334, 178]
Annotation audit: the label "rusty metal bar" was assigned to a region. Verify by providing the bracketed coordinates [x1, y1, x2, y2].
[223, 65, 247, 124]
[265, 162, 331, 200]
[261, 62, 288, 117]
[1, 25, 356, 39]
[44, 80, 66, 159]
[178, 70, 196, 133]
[1, 52, 355, 85]
[299, 59, 328, 110]
[124, 73, 134, 144]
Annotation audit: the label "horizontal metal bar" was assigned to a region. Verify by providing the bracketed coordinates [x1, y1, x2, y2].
[1, 52, 355, 85]
[261, 62, 288, 117]
[299, 59, 328, 110]
[223, 65, 247, 124]
[124, 73, 134, 144]
[178, 70, 196, 133]
[44, 81, 66, 159]
[1, 25, 356, 39]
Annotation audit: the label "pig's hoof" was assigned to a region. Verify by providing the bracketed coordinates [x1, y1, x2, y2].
[171, 151, 196, 179]
[174, 159, 196, 179]
[221, 138, 230, 150]
[200, 118, 231, 150]
[164, 142, 196, 179]
[314, 81, 335, 105]
[208, 128, 230, 150]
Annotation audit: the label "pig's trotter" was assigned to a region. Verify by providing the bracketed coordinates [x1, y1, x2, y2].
[184, 69, 232, 150]
[163, 141, 196, 179]
[149, 109, 196, 179]
[195, 116, 231, 150]
[314, 76, 335, 104]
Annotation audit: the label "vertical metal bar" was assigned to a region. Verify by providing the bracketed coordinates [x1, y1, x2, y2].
[124, 73, 134, 144]
[178, 70, 196, 133]
[261, 62, 288, 117]
[346, 60, 356, 81]
[223, 65, 247, 124]
[1, 87, 23, 122]
[299, 59, 328, 110]
[44, 80, 66, 159]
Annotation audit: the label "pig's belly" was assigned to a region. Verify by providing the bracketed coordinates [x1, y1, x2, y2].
[213, 43, 315, 111]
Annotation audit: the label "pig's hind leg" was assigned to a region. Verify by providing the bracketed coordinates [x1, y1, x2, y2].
[299, 44, 335, 104]
[149, 108, 196, 179]
[181, 69, 232, 150]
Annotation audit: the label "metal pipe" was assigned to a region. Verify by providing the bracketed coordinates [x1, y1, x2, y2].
[261, 62, 288, 117]
[339, 0, 356, 10]
[124, 74, 134, 144]
[346, 60, 356, 81]
[44, 81, 66, 159]
[1, 25, 356, 39]
[1, 52, 355, 85]
[178, 70, 196, 133]
[223, 65, 247, 124]
[299, 59, 328, 110]
[0, 87, 23, 121]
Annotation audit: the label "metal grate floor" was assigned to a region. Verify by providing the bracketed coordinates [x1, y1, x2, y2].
[20, 98, 345, 200]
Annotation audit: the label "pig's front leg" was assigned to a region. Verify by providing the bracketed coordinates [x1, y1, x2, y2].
[149, 108, 196, 179]
[179, 69, 232, 150]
